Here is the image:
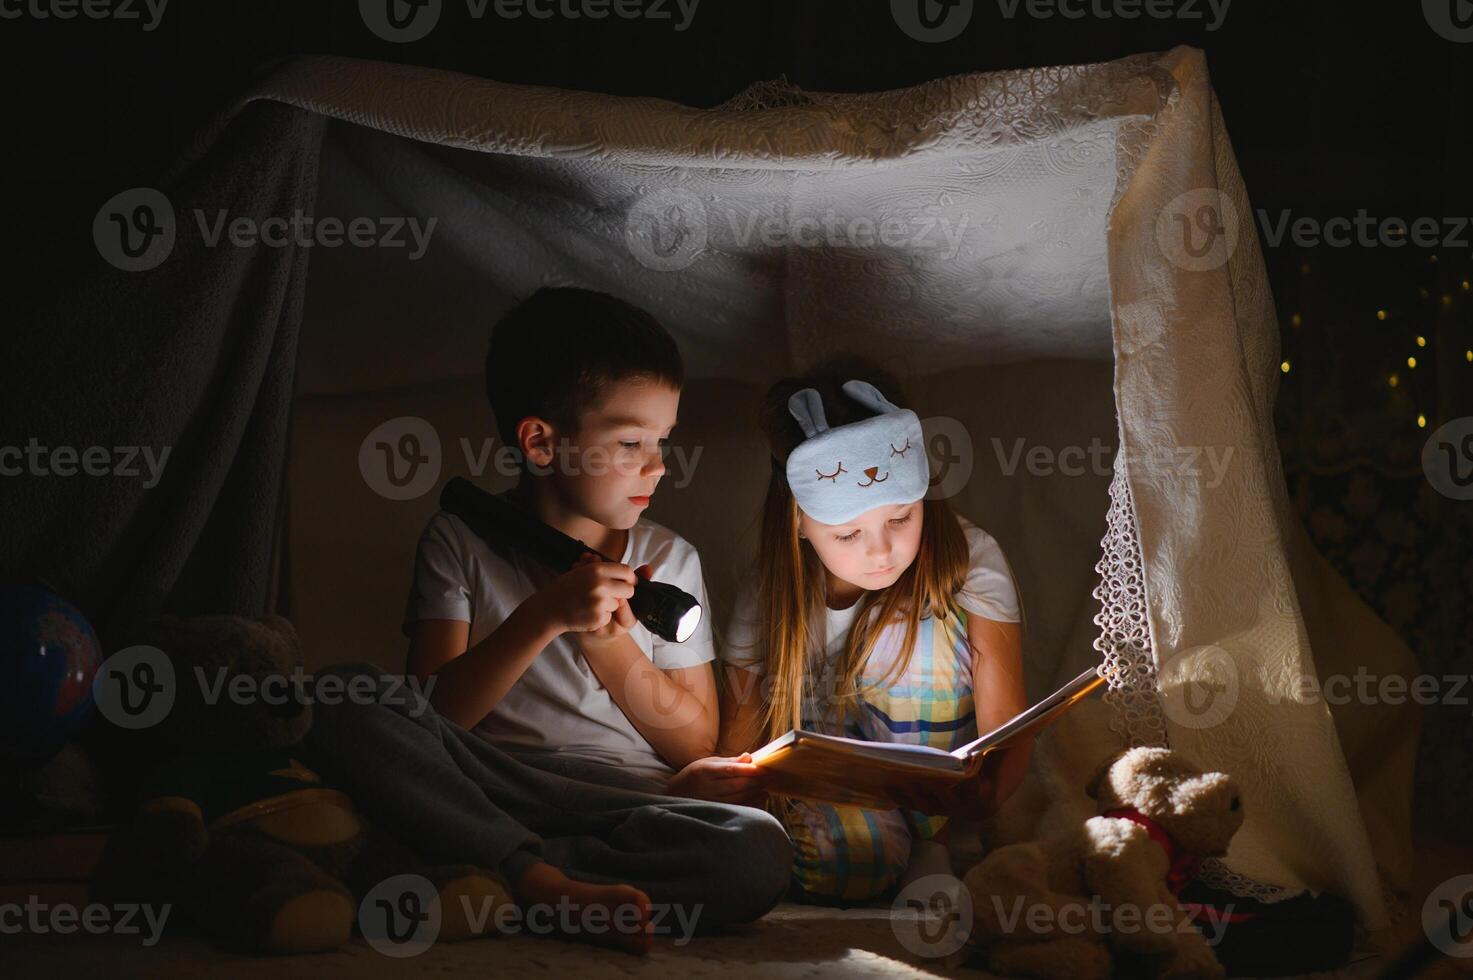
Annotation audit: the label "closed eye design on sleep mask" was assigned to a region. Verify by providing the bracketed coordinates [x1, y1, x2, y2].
[785, 380, 929, 525]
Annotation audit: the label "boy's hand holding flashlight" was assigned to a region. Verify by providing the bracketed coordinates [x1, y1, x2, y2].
[440, 478, 701, 643]
[528, 552, 654, 641]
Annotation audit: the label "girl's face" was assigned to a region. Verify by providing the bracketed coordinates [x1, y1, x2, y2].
[800, 500, 924, 599]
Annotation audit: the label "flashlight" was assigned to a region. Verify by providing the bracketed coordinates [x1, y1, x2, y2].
[439, 477, 703, 643]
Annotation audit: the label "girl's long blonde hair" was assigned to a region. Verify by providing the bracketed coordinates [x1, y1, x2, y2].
[752, 357, 972, 743]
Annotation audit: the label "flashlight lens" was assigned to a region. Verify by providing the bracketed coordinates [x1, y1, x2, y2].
[675, 604, 702, 643]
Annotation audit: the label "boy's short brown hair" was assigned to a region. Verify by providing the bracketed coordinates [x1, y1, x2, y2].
[486, 287, 684, 446]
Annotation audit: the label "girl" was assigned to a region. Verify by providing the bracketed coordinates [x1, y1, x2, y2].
[717, 358, 1030, 903]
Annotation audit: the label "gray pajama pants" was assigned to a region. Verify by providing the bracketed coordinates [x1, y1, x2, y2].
[302, 662, 792, 930]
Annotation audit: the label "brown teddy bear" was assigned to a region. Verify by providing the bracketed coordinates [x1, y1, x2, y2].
[963, 746, 1243, 979]
[125, 613, 511, 954]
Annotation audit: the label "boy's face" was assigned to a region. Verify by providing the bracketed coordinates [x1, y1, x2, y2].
[537, 379, 680, 531]
[800, 500, 925, 595]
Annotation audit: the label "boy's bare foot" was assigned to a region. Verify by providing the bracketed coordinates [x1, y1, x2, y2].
[512, 861, 653, 955]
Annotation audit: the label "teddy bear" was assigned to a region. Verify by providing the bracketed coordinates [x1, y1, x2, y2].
[122, 613, 512, 954]
[963, 746, 1243, 980]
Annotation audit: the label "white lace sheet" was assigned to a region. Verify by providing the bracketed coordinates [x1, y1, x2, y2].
[1100, 53, 1386, 923]
[197, 47, 1392, 926]
[1095, 469, 1299, 905]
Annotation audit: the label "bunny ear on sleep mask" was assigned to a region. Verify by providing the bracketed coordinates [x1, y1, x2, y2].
[787, 388, 831, 440]
[784, 380, 928, 526]
[839, 380, 904, 416]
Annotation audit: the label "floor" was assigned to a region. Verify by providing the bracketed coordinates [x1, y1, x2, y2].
[6, 898, 1467, 979]
[8, 835, 1470, 977]
[8, 903, 949, 978]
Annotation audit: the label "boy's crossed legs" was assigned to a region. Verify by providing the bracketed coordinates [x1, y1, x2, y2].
[303, 662, 792, 952]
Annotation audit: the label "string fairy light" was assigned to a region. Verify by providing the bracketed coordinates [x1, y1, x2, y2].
[1284, 248, 1469, 431]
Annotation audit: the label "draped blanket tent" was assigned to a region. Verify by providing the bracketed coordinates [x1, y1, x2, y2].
[7, 45, 1420, 933]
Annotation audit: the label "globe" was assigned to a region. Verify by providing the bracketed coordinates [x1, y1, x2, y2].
[0, 587, 102, 764]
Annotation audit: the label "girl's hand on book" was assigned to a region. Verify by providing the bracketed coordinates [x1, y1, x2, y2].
[890, 751, 1005, 816]
[951, 770, 1002, 817]
[666, 754, 769, 806]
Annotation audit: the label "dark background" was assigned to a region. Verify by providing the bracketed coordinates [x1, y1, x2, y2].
[6, 1, 1470, 422]
[6, 1, 1470, 260]
[4, 0, 1471, 821]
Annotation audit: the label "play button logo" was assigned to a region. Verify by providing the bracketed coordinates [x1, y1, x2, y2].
[360, 416, 443, 501]
[891, 0, 973, 43]
[625, 187, 708, 272]
[93, 188, 175, 273]
[361, 0, 442, 43]
[1425, 0, 1473, 41]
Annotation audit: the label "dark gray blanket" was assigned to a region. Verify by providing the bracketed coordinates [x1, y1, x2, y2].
[2, 102, 324, 650]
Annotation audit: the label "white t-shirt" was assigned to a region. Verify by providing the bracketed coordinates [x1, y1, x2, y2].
[402, 507, 717, 779]
[719, 513, 1021, 677]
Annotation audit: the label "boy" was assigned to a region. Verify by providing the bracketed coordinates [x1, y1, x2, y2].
[409, 286, 723, 782]
[306, 288, 787, 953]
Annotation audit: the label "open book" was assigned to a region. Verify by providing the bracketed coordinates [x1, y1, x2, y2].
[749, 666, 1105, 810]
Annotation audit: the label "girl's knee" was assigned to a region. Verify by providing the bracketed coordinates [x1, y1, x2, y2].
[786, 804, 911, 904]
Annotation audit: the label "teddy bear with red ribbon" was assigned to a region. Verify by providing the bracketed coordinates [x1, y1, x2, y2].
[963, 746, 1244, 979]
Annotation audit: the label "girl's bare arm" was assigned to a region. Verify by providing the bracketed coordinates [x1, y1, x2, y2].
[968, 615, 1030, 813]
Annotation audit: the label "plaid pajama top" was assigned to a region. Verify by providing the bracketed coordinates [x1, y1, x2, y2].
[720, 515, 1020, 903]
[785, 603, 978, 903]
